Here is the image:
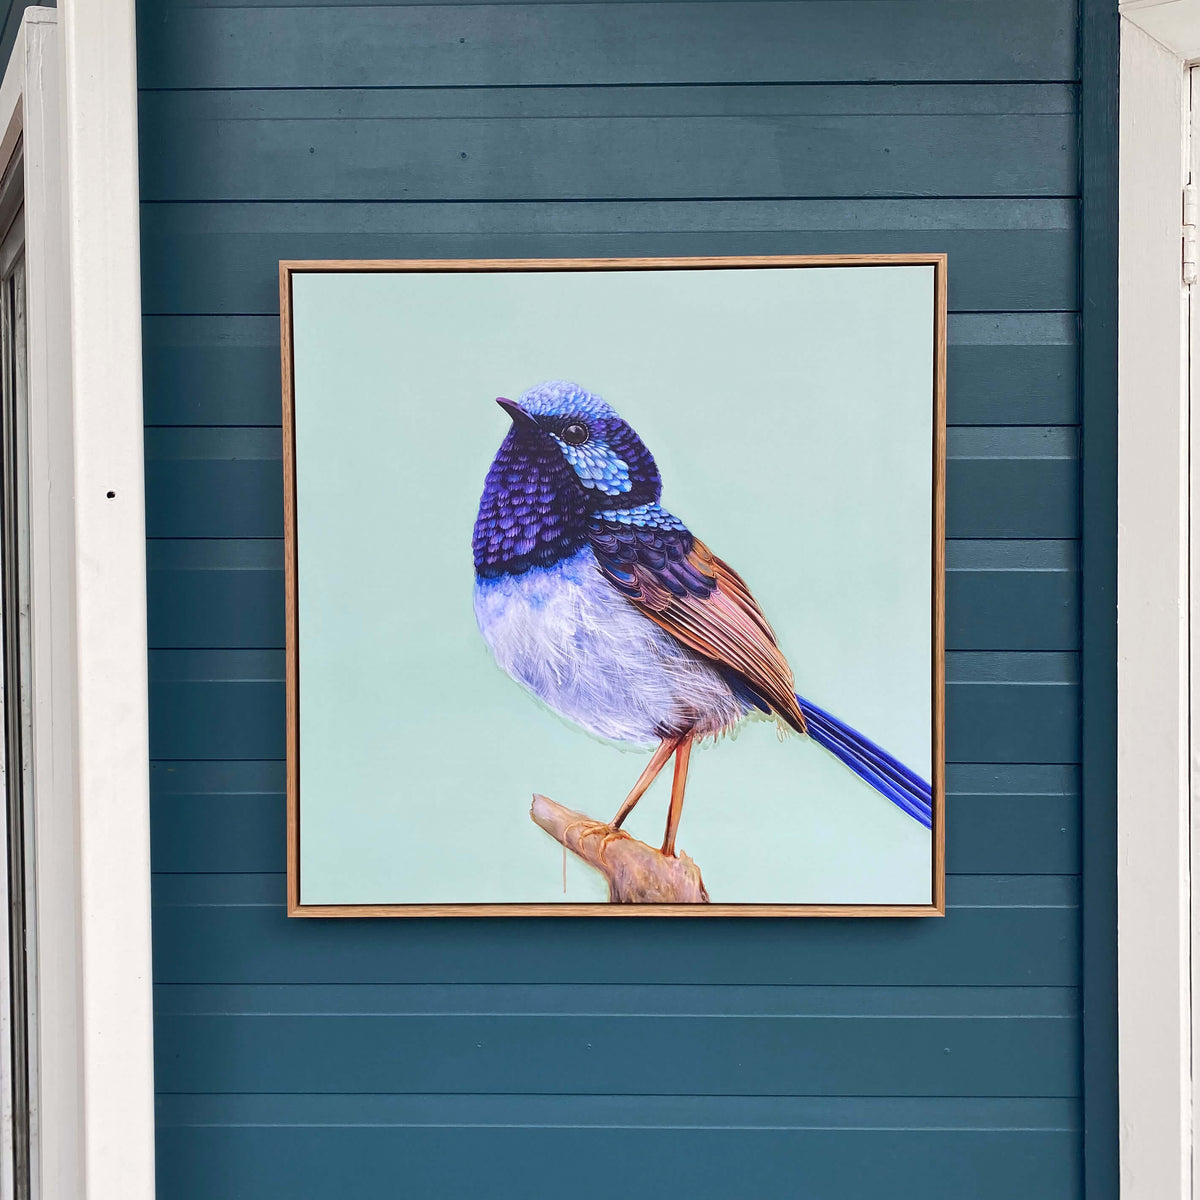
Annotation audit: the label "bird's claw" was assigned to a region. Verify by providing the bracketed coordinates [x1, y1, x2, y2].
[561, 817, 631, 866]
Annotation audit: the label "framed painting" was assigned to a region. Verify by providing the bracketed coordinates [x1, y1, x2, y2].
[281, 255, 947, 917]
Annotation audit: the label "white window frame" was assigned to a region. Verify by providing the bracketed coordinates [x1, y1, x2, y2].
[0, 5, 154, 1199]
[1118, 3, 1200, 1198]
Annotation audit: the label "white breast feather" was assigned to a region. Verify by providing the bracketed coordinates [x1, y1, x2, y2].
[474, 548, 746, 745]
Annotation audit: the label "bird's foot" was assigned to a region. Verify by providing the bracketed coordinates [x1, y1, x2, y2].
[562, 818, 631, 867]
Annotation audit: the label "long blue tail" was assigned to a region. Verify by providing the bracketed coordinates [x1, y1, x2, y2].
[795, 695, 932, 829]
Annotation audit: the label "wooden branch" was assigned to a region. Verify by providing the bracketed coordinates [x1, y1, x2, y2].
[530, 795, 709, 904]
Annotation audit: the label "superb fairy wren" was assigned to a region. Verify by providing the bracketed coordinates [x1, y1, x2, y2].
[473, 381, 931, 858]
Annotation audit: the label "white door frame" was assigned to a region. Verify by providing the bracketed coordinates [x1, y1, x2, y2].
[1118, 3, 1200, 1198]
[0, 196, 39, 1200]
[0, 6, 154, 1199]
[59, 0, 155, 1191]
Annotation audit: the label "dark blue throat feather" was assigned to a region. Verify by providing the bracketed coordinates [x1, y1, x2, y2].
[473, 429, 591, 578]
[473, 423, 661, 578]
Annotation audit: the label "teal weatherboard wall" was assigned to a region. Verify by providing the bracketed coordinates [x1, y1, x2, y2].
[138, 0, 1117, 1195]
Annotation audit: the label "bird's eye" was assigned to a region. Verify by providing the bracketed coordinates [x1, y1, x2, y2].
[560, 422, 589, 446]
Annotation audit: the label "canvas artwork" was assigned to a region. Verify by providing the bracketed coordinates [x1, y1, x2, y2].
[282, 256, 946, 916]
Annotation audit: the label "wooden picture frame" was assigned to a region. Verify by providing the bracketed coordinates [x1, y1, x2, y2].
[281, 254, 948, 917]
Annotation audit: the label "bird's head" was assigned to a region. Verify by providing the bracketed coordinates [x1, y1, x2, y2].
[494, 381, 661, 508]
[474, 381, 664, 577]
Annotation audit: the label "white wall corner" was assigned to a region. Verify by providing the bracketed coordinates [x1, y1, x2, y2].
[1117, 15, 1194, 1200]
[1123, 0, 1200, 60]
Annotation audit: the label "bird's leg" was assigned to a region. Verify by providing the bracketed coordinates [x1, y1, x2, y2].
[609, 737, 679, 830]
[660, 736, 694, 858]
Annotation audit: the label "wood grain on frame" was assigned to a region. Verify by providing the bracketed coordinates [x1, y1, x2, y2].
[280, 254, 948, 918]
[932, 255, 948, 917]
[280, 262, 301, 916]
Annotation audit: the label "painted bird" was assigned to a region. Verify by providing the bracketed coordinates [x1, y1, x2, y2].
[472, 380, 931, 860]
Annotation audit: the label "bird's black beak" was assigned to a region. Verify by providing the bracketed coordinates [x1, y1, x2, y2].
[496, 397, 540, 433]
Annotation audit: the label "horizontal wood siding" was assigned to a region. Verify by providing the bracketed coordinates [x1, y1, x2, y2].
[137, 1, 1073, 87]
[139, 1, 1084, 1196]
[139, 85, 1077, 201]
[139, 200, 1079, 312]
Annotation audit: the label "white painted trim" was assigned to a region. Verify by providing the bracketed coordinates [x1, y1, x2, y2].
[0, 15, 85, 1198]
[57, 0, 156, 1196]
[1117, 7, 1199, 1200]
[0, 6, 155, 1198]
[21, 18, 81, 1200]
[1124, 0, 1200, 61]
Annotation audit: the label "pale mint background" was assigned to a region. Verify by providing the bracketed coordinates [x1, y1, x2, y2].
[292, 265, 934, 906]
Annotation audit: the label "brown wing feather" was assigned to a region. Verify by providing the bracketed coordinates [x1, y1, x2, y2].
[623, 538, 806, 734]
